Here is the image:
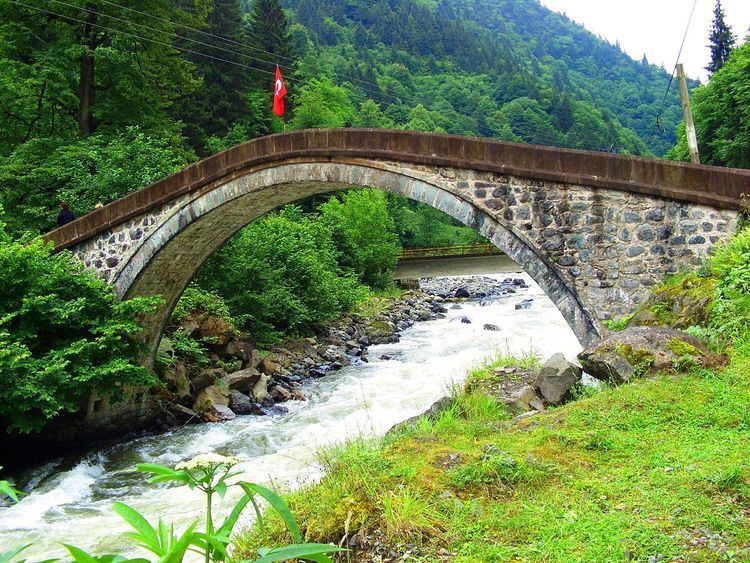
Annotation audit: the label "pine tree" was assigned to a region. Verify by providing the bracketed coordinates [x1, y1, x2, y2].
[243, 0, 294, 92]
[180, 0, 248, 152]
[706, 0, 736, 75]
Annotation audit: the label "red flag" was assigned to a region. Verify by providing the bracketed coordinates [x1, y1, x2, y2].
[273, 66, 287, 117]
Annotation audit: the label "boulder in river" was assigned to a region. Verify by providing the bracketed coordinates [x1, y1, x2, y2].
[459, 316, 472, 324]
[191, 368, 223, 393]
[515, 298, 534, 310]
[251, 373, 272, 403]
[222, 368, 261, 393]
[229, 390, 263, 415]
[578, 326, 710, 385]
[454, 287, 471, 298]
[534, 353, 582, 405]
[193, 385, 231, 423]
[483, 324, 501, 332]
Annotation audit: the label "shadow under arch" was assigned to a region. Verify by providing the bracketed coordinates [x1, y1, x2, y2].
[114, 160, 601, 358]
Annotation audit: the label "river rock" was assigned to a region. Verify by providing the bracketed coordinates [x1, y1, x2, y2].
[191, 368, 223, 393]
[459, 316, 471, 324]
[454, 287, 471, 298]
[251, 373, 272, 403]
[483, 324, 501, 331]
[163, 362, 191, 400]
[222, 368, 261, 393]
[534, 353, 582, 405]
[578, 326, 710, 385]
[193, 385, 231, 422]
[259, 357, 284, 375]
[270, 385, 292, 402]
[504, 385, 545, 415]
[218, 340, 253, 363]
[515, 298, 534, 310]
[229, 390, 263, 415]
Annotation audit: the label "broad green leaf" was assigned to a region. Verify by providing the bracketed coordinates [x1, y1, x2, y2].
[253, 543, 344, 563]
[61, 545, 98, 563]
[216, 493, 250, 537]
[215, 479, 228, 499]
[112, 502, 160, 553]
[240, 482, 301, 543]
[0, 544, 30, 563]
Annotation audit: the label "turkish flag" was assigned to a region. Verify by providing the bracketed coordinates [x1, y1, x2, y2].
[273, 66, 287, 117]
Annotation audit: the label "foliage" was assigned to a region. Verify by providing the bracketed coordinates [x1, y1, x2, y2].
[318, 189, 400, 288]
[0, 467, 21, 503]
[195, 206, 365, 344]
[0, 229, 159, 433]
[171, 287, 235, 327]
[706, 0, 737, 75]
[669, 41, 750, 169]
[388, 195, 485, 247]
[35, 456, 344, 562]
[0, 127, 195, 237]
[289, 77, 355, 129]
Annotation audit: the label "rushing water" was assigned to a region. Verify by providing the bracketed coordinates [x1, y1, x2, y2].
[0, 274, 581, 559]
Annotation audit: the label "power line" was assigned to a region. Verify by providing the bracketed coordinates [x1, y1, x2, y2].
[656, 0, 699, 130]
[10, 0, 278, 77]
[95, 0, 397, 97]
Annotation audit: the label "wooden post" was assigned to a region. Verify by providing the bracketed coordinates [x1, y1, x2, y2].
[677, 63, 700, 164]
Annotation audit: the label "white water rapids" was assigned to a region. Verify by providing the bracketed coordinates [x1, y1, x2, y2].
[0, 274, 581, 560]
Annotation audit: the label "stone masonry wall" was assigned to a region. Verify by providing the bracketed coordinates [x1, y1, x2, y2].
[70, 159, 739, 350]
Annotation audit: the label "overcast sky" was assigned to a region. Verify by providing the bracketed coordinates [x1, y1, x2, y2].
[538, 0, 750, 82]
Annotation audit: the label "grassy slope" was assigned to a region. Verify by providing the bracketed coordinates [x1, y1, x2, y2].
[235, 229, 750, 562]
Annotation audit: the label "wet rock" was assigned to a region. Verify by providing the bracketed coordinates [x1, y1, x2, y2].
[250, 373, 272, 403]
[578, 326, 710, 385]
[229, 390, 263, 415]
[262, 405, 289, 416]
[222, 368, 261, 394]
[483, 324, 501, 331]
[193, 385, 231, 422]
[459, 316, 471, 324]
[270, 385, 292, 402]
[171, 404, 200, 422]
[534, 353, 582, 405]
[515, 298, 534, 310]
[454, 287, 471, 298]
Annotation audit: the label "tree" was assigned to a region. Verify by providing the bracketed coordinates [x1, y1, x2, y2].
[289, 78, 355, 129]
[670, 42, 750, 169]
[180, 0, 249, 152]
[706, 0, 736, 75]
[353, 99, 394, 128]
[0, 215, 158, 433]
[244, 0, 294, 91]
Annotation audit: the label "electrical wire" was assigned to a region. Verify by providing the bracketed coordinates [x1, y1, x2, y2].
[95, 0, 399, 96]
[656, 0, 699, 130]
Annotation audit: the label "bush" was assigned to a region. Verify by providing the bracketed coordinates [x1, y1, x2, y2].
[0, 226, 159, 433]
[319, 189, 401, 288]
[196, 206, 365, 344]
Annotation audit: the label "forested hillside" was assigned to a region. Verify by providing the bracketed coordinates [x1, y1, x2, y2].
[0, 0, 688, 238]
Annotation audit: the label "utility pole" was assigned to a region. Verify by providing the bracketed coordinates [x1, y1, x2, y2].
[677, 63, 700, 164]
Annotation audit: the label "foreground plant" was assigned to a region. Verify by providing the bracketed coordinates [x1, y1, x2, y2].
[53, 454, 343, 563]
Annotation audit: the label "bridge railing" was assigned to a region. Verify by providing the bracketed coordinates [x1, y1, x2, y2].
[398, 244, 504, 260]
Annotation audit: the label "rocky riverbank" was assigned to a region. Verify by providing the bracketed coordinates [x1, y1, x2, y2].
[155, 290, 450, 427]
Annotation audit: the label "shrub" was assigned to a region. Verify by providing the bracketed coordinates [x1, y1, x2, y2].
[0, 228, 159, 433]
[196, 206, 365, 344]
[318, 189, 401, 288]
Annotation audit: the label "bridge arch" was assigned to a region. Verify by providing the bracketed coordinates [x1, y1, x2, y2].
[45, 130, 745, 358]
[116, 160, 601, 354]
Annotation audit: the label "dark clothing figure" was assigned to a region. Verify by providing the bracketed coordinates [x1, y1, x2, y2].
[57, 204, 76, 227]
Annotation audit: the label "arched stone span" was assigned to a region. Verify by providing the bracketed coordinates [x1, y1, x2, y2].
[112, 160, 601, 353]
[44, 130, 746, 356]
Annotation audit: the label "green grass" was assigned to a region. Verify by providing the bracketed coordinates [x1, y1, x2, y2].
[349, 286, 406, 319]
[234, 228, 750, 561]
[234, 343, 750, 562]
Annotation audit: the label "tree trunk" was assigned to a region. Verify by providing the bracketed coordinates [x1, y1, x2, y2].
[78, 5, 98, 137]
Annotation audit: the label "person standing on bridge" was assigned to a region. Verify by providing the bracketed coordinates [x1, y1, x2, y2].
[56, 202, 76, 227]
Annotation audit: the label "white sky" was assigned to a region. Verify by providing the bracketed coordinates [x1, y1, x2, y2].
[538, 0, 750, 82]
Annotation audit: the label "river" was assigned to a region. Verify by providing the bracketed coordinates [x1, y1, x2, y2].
[0, 274, 581, 560]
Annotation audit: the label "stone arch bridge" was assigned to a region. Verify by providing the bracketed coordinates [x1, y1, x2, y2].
[44, 129, 748, 355]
